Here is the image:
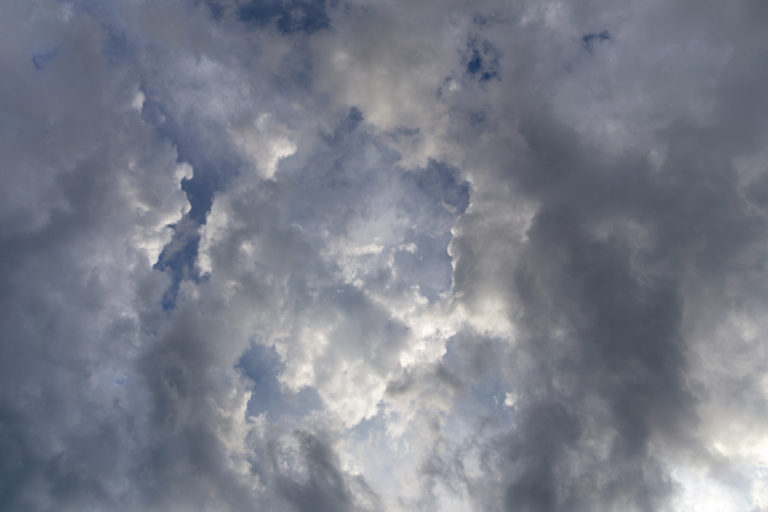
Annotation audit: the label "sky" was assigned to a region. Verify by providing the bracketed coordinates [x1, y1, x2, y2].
[1, 1, 768, 511]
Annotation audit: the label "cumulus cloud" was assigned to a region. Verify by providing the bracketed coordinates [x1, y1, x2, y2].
[2, 0, 768, 510]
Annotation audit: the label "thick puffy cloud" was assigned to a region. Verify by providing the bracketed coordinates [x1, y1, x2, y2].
[2, 0, 768, 510]
[0, 3, 189, 509]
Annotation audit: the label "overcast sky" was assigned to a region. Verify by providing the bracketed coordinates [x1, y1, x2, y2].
[2, 1, 768, 511]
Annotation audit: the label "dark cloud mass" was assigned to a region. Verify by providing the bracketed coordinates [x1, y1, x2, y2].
[2, 0, 768, 510]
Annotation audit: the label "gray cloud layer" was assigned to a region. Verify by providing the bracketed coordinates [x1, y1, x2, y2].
[2, 0, 768, 510]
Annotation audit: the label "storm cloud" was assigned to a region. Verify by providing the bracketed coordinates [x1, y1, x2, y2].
[2, 0, 768, 510]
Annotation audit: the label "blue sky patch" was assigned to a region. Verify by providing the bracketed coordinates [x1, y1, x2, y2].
[582, 30, 612, 52]
[238, 0, 330, 34]
[237, 343, 322, 419]
[32, 48, 58, 70]
[155, 233, 201, 310]
[465, 38, 500, 82]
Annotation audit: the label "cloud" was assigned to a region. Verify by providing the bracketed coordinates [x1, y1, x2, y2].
[0, 3, 189, 509]
[2, 0, 768, 510]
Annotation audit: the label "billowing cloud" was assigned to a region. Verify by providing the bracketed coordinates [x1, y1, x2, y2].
[2, 0, 768, 510]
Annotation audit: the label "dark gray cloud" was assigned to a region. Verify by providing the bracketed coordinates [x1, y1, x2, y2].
[439, 3, 768, 508]
[2, 0, 767, 510]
